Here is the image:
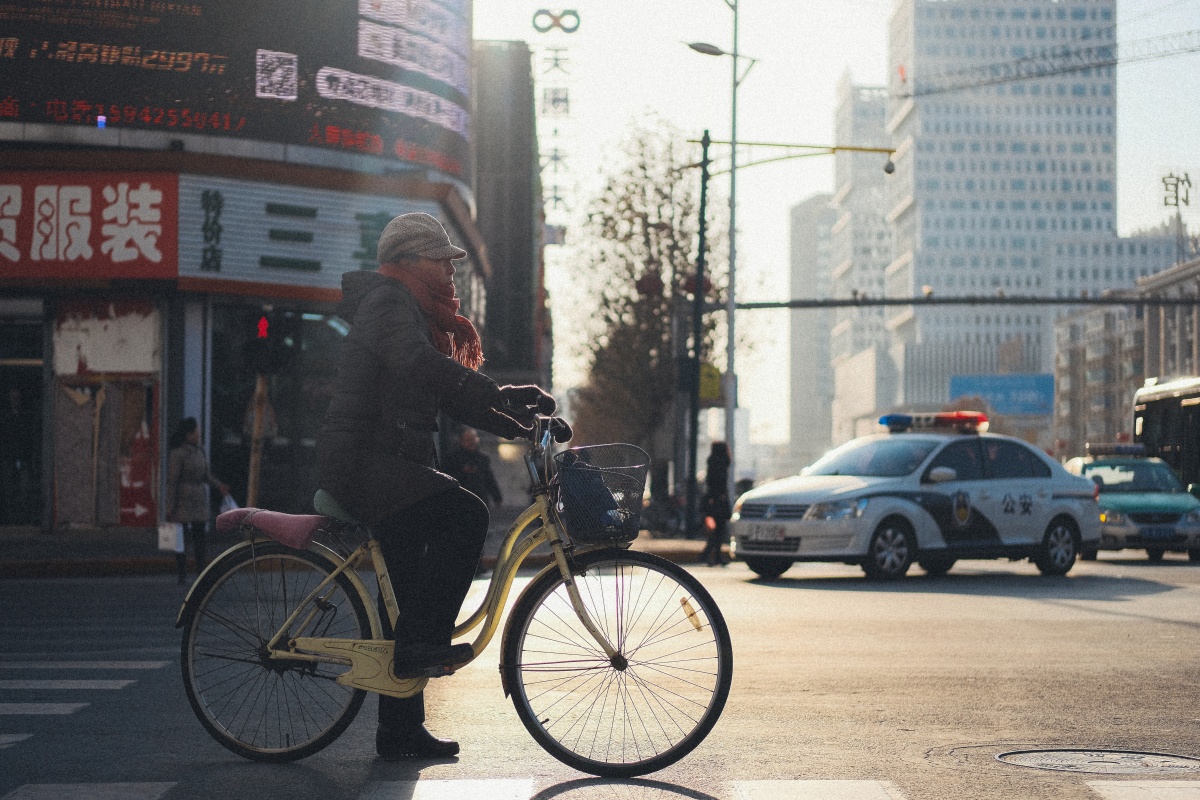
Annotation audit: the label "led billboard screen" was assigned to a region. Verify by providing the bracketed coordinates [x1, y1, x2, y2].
[0, 0, 471, 178]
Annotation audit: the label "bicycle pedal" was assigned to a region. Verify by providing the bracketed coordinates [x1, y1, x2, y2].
[397, 663, 457, 679]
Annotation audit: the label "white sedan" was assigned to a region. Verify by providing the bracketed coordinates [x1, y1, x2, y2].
[730, 412, 1100, 580]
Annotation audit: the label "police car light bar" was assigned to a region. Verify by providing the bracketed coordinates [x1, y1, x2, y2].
[879, 411, 989, 434]
[1085, 442, 1146, 456]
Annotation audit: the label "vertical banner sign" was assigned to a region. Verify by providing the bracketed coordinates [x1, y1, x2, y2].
[532, 7, 579, 238]
[0, 172, 179, 279]
[0, 0, 471, 180]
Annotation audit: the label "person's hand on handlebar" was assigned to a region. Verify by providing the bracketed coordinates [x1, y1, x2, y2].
[498, 384, 556, 415]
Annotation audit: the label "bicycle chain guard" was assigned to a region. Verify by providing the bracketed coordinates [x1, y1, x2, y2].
[290, 638, 428, 698]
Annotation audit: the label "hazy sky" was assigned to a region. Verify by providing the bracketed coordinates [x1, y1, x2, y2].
[473, 0, 1200, 447]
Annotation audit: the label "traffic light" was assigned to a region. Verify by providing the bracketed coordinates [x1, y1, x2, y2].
[243, 311, 296, 374]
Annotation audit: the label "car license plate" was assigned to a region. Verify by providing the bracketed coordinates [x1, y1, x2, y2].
[1141, 526, 1176, 540]
[749, 524, 787, 543]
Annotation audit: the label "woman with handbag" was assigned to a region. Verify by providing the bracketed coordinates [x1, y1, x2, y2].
[700, 441, 733, 566]
[166, 417, 229, 585]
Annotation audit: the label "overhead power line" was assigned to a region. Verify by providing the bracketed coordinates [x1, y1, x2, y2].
[901, 29, 1200, 98]
[719, 294, 1200, 311]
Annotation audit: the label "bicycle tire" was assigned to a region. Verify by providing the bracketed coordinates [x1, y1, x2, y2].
[180, 542, 372, 762]
[501, 549, 732, 777]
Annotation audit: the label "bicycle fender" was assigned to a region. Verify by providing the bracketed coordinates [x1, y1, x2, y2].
[497, 546, 625, 697]
[174, 539, 380, 638]
[496, 561, 561, 695]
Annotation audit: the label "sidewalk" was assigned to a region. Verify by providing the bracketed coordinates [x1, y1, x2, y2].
[0, 509, 712, 579]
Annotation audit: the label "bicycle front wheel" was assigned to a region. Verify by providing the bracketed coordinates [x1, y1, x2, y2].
[502, 549, 733, 777]
[180, 542, 372, 762]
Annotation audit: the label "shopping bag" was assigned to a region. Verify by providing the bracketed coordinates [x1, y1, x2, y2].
[218, 494, 239, 514]
[158, 521, 185, 553]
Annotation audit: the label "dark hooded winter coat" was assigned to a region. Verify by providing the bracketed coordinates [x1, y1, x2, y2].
[316, 271, 516, 525]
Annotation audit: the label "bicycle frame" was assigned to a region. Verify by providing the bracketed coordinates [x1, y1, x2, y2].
[261, 471, 621, 700]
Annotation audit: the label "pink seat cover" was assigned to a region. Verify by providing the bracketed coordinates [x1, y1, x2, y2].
[216, 507, 325, 550]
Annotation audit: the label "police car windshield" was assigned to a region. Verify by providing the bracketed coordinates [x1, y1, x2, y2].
[804, 437, 939, 478]
[1082, 460, 1186, 493]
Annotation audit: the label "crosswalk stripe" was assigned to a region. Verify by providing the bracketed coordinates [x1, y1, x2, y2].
[0, 734, 31, 748]
[0, 703, 87, 715]
[0, 680, 134, 690]
[732, 780, 909, 800]
[358, 779, 534, 800]
[1087, 781, 1200, 799]
[0, 661, 168, 670]
[0, 783, 175, 799]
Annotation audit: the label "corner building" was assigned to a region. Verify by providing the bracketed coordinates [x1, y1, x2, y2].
[0, 1, 507, 531]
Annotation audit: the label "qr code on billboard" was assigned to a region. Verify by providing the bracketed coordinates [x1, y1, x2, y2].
[256, 49, 298, 100]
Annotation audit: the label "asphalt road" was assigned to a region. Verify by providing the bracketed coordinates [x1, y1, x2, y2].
[2, 553, 1199, 800]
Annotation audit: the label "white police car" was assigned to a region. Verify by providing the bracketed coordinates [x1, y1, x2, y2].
[730, 411, 1100, 580]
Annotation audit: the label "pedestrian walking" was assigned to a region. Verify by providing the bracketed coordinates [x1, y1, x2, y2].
[316, 212, 558, 760]
[166, 418, 229, 584]
[700, 442, 732, 566]
[0, 387, 37, 524]
[442, 428, 503, 508]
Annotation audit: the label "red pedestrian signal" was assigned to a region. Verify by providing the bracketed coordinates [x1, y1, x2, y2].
[257, 316, 269, 339]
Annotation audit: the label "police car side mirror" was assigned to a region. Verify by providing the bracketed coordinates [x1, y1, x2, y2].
[927, 466, 958, 484]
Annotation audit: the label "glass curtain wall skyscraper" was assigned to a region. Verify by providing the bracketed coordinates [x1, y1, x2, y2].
[886, 0, 1119, 405]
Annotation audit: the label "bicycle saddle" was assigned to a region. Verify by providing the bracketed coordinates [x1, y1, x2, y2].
[216, 507, 324, 550]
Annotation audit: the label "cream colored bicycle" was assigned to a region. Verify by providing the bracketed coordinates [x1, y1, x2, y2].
[176, 416, 732, 777]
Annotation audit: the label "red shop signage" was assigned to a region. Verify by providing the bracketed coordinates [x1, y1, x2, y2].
[0, 172, 179, 279]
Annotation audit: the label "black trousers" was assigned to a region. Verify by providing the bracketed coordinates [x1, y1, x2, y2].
[175, 521, 208, 579]
[701, 517, 729, 565]
[376, 485, 489, 730]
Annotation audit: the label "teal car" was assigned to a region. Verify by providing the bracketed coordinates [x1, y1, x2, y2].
[1065, 450, 1200, 562]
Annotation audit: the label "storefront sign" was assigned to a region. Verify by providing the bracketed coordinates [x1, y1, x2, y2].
[0, 171, 179, 279]
[2, 0, 471, 179]
[177, 173, 454, 291]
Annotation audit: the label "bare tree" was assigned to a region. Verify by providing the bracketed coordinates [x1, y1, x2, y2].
[569, 117, 726, 459]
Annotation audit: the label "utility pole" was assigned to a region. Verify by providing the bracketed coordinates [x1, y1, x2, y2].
[686, 130, 712, 538]
[1164, 172, 1192, 265]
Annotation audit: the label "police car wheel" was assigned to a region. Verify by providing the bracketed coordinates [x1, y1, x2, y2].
[1189, 548, 1200, 563]
[1146, 548, 1165, 563]
[918, 556, 956, 577]
[1034, 517, 1078, 576]
[744, 557, 793, 580]
[861, 519, 914, 581]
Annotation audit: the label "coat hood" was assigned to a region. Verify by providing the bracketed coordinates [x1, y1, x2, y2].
[337, 270, 410, 322]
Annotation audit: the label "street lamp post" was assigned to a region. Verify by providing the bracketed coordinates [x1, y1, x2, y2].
[688, 0, 753, 504]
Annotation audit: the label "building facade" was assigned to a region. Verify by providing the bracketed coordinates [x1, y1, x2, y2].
[0, 4, 548, 533]
[886, 0, 1120, 404]
[1053, 255, 1200, 458]
[787, 193, 836, 472]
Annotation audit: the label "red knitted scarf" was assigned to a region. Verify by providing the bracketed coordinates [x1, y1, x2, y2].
[378, 263, 484, 370]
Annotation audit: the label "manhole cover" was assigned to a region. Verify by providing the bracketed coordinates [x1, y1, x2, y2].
[997, 749, 1200, 775]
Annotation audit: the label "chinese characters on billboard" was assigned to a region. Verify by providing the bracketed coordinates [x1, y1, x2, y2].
[0, 0, 471, 179]
[0, 172, 179, 279]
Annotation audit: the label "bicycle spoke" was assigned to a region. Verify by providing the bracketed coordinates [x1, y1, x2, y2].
[183, 545, 369, 760]
[510, 552, 731, 774]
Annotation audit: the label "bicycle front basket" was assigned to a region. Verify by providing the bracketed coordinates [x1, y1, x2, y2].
[552, 444, 649, 545]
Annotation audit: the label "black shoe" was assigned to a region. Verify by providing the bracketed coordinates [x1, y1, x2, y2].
[376, 725, 459, 759]
[393, 642, 475, 678]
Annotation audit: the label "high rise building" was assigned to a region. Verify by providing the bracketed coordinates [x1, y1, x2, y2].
[829, 75, 898, 443]
[884, 0, 1149, 409]
[788, 194, 835, 471]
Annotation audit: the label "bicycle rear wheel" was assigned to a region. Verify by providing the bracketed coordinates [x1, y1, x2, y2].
[502, 549, 732, 777]
[180, 542, 372, 762]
